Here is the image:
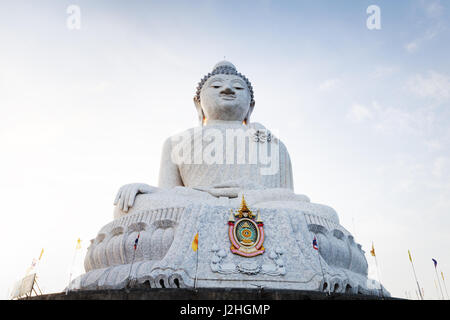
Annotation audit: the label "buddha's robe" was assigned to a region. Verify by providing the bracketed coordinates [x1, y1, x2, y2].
[114, 121, 338, 225]
[159, 121, 293, 191]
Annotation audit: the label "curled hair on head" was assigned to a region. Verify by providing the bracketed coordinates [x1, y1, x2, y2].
[194, 63, 255, 106]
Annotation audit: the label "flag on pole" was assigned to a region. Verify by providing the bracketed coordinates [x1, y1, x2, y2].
[432, 258, 437, 268]
[26, 258, 37, 275]
[134, 233, 140, 251]
[26, 247, 45, 276]
[442, 272, 445, 281]
[312, 236, 319, 250]
[192, 233, 199, 252]
[408, 250, 412, 262]
[370, 243, 376, 257]
[75, 238, 82, 250]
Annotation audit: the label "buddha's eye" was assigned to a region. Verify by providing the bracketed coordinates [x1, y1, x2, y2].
[210, 82, 222, 89]
[233, 83, 245, 90]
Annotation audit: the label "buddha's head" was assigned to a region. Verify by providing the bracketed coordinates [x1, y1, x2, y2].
[194, 61, 255, 125]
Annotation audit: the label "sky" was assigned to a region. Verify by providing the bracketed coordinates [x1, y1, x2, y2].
[1, 0, 449, 300]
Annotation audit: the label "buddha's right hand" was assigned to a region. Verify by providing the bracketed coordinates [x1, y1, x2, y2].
[113, 183, 158, 212]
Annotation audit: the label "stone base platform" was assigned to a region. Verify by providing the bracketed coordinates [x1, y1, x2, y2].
[26, 288, 398, 300]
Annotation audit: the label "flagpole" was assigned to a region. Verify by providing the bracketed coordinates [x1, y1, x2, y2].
[312, 235, 328, 295]
[434, 264, 444, 300]
[316, 248, 328, 294]
[442, 272, 449, 300]
[411, 264, 423, 300]
[370, 243, 384, 299]
[373, 255, 385, 298]
[127, 249, 136, 287]
[194, 231, 199, 289]
[434, 279, 440, 299]
[35, 248, 44, 277]
[127, 232, 140, 288]
[408, 250, 423, 300]
[66, 246, 79, 294]
[194, 247, 199, 289]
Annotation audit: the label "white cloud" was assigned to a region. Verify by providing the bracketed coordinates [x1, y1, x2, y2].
[432, 156, 449, 178]
[347, 103, 373, 122]
[405, 27, 440, 53]
[424, 0, 444, 18]
[371, 66, 398, 79]
[346, 100, 438, 138]
[373, 105, 421, 135]
[318, 78, 341, 91]
[426, 139, 442, 151]
[406, 71, 450, 102]
[405, 41, 419, 53]
[405, 1, 444, 54]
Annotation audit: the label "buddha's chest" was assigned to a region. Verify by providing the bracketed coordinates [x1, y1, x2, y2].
[171, 127, 278, 168]
[170, 127, 283, 187]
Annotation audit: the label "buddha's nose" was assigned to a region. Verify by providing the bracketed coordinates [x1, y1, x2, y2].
[220, 87, 235, 95]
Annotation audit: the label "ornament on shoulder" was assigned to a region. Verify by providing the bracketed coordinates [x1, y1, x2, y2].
[252, 129, 272, 143]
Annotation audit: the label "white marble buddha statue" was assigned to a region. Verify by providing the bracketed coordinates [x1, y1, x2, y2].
[112, 61, 322, 220]
[76, 61, 387, 296]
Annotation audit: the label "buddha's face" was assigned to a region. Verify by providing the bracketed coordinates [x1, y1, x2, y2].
[200, 74, 252, 122]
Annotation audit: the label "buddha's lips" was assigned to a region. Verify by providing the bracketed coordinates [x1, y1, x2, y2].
[220, 94, 236, 100]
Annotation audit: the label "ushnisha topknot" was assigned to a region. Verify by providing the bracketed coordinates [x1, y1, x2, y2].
[194, 61, 255, 105]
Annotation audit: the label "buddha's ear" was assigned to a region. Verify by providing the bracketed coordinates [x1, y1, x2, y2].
[193, 97, 206, 125]
[244, 101, 255, 124]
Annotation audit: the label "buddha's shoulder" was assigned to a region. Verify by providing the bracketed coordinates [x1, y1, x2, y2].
[162, 128, 196, 148]
[249, 122, 278, 134]
[168, 127, 198, 138]
[163, 123, 288, 150]
[250, 122, 288, 147]
[248, 122, 266, 130]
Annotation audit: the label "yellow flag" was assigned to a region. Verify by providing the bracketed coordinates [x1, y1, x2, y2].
[408, 250, 412, 262]
[38, 248, 44, 260]
[76, 238, 82, 250]
[370, 243, 376, 257]
[442, 272, 445, 281]
[192, 233, 198, 252]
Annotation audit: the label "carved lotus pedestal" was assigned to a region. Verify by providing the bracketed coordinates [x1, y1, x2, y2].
[70, 191, 390, 297]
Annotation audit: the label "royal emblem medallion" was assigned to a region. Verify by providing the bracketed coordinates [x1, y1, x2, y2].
[228, 195, 265, 257]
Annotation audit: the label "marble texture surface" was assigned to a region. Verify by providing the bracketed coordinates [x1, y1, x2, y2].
[71, 194, 389, 296]
[70, 61, 390, 297]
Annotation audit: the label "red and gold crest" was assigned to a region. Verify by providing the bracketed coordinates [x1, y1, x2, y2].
[228, 195, 265, 257]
